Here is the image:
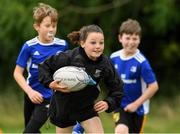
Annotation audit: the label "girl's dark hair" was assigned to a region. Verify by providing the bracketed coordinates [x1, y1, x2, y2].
[67, 24, 103, 44]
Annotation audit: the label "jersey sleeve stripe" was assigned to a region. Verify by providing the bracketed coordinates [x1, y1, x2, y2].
[134, 53, 145, 63]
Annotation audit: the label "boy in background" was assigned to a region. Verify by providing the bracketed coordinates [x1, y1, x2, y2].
[110, 19, 159, 133]
[13, 3, 68, 133]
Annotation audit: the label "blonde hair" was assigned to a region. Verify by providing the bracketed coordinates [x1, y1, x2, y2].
[33, 3, 58, 24]
[67, 25, 103, 45]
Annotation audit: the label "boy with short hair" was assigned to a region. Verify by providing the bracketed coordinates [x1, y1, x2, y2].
[13, 3, 68, 133]
[110, 19, 159, 133]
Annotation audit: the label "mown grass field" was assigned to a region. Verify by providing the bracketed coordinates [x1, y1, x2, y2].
[0, 92, 180, 133]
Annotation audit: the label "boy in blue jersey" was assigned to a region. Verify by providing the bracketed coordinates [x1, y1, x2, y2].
[110, 19, 159, 133]
[13, 3, 68, 133]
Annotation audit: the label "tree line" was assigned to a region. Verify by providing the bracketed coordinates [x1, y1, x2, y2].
[0, 0, 179, 97]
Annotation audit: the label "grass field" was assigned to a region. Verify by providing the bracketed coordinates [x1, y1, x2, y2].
[1, 93, 180, 133]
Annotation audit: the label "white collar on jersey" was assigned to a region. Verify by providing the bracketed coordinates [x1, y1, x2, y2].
[36, 37, 55, 46]
[120, 49, 140, 60]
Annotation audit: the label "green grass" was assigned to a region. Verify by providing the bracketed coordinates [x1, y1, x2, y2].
[1, 93, 180, 133]
[144, 96, 180, 132]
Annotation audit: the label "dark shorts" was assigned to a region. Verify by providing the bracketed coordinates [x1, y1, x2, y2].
[113, 108, 145, 133]
[24, 95, 50, 133]
[49, 92, 98, 128]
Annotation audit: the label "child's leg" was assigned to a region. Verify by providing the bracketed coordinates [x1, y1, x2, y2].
[115, 124, 129, 134]
[81, 116, 104, 133]
[56, 126, 73, 133]
[23, 101, 49, 133]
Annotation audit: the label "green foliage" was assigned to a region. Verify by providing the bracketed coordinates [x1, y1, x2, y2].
[0, 0, 180, 95]
[147, 0, 180, 35]
[162, 42, 180, 62]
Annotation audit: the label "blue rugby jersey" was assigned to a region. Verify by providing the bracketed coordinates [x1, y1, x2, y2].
[16, 37, 68, 99]
[110, 49, 156, 115]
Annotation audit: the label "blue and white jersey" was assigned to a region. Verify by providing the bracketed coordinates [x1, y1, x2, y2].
[110, 49, 156, 115]
[16, 37, 68, 99]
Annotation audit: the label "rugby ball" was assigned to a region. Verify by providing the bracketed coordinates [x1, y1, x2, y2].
[53, 66, 96, 92]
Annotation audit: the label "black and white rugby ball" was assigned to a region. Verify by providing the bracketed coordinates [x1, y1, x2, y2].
[53, 66, 94, 92]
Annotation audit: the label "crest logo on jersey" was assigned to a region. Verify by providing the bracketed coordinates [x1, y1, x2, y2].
[130, 66, 137, 73]
[94, 69, 101, 78]
[33, 51, 40, 55]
